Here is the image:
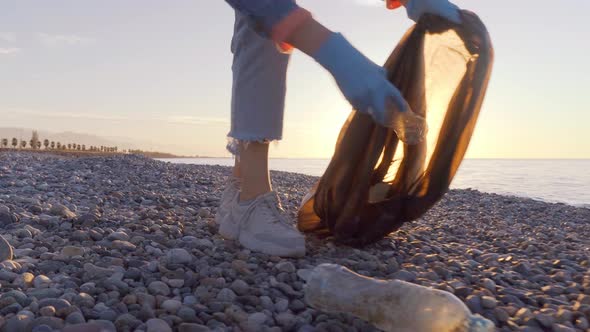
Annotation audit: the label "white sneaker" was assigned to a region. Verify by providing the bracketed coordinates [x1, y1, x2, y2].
[215, 176, 240, 225]
[232, 191, 306, 257]
[216, 176, 241, 240]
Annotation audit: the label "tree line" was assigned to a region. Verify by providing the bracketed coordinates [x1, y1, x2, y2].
[0, 131, 119, 153]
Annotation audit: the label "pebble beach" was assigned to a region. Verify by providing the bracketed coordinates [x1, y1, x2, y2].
[0, 152, 589, 332]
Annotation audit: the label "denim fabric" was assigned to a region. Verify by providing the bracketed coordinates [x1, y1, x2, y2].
[226, 12, 291, 156]
[224, 0, 299, 37]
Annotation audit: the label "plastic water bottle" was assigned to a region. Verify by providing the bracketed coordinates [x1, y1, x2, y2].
[304, 264, 494, 332]
[388, 108, 428, 145]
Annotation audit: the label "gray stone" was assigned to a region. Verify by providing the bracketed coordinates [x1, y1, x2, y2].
[49, 204, 76, 218]
[109, 240, 136, 251]
[177, 306, 198, 322]
[2, 313, 34, 332]
[114, 313, 141, 330]
[61, 246, 84, 257]
[534, 313, 555, 328]
[39, 306, 56, 317]
[0, 211, 19, 226]
[465, 295, 483, 314]
[275, 298, 289, 313]
[178, 323, 211, 332]
[0, 234, 14, 261]
[33, 275, 51, 288]
[107, 231, 129, 241]
[146, 318, 172, 332]
[480, 296, 497, 309]
[66, 311, 86, 325]
[481, 278, 496, 291]
[216, 288, 237, 302]
[161, 299, 182, 313]
[275, 261, 296, 273]
[27, 317, 65, 331]
[392, 270, 416, 282]
[27, 288, 63, 300]
[38, 298, 71, 311]
[167, 279, 185, 288]
[62, 321, 116, 332]
[148, 281, 170, 296]
[275, 312, 297, 329]
[99, 309, 118, 321]
[14, 272, 34, 288]
[166, 248, 192, 265]
[551, 324, 575, 332]
[230, 279, 249, 295]
[83, 263, 114, 278]
[31, 325, 53, 332]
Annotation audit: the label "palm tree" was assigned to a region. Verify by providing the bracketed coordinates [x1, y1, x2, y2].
[20, 140, 26, 149]
[1, 138, 7, 148]
[67, 144, 72, 150]
[11, 138, 17, 149]
[30, 131, 39, 150]
[50, 141, 55, 149]
[43, 139, 49, 149]
[56, 142, 61, 150]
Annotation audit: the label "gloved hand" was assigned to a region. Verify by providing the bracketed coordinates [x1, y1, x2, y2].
[311, 32, 409, 127]
[404, 0, 461, 23]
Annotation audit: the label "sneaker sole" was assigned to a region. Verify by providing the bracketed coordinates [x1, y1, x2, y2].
[239, 232, 305, 257]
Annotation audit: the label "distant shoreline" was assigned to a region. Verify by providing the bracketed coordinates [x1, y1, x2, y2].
[0, 148, 121, 158]
[0, 148, 203, 159]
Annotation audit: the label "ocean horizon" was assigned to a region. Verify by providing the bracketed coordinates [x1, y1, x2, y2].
[157, 158, 590, 208]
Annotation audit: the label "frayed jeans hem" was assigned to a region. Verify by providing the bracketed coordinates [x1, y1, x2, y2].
[226, 136, 281, 157]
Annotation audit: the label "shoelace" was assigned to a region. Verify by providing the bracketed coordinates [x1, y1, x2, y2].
[260, 194, 291, 228]
[236, 192, 292, 236]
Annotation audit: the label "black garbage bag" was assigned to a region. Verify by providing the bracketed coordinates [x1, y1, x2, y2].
[298, 11, 494, 246]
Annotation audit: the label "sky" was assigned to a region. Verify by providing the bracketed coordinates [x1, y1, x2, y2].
[1, 0, 589, 158]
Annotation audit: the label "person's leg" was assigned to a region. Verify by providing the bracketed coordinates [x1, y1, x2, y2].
[237, 141, 271, 201]
[226, 10, 288, 199]
[217, 12, 305, 257]
[232, 155, 241, 178]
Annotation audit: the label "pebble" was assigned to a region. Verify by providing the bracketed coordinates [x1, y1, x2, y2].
[230, 279, 249, 295]
[275, 261, 296, 273]
[62, 245, 84, 257]
[0, 152, 587, 332]
[161, 299, 182, 313]
[216, 288, 237, 302]
[146, 318, 172, 332]
[33, 275, 52, 288]
[166, 248, 193, 265]
[178, 323, 211, 332]
[50, 204, 77, 218]
[481, 296, 497, 309]
[148, 281, 170, 296]
[109, 240, 136, 251]
[0, 234, 14, 261]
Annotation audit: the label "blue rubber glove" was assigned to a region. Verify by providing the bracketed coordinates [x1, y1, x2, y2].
[312, 32, 409, 126]
[404, 0, 461, 23]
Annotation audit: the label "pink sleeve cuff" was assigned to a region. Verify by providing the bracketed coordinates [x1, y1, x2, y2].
[270, 8, 312, 52]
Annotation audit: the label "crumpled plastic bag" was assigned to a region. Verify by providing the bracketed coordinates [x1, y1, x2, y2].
[298, 11, 494, 246]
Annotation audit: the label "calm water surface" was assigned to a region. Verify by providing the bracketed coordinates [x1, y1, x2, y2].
[158, 158, 590, 207]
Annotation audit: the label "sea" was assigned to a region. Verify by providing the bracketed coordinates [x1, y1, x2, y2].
[158, 158, 590, 208]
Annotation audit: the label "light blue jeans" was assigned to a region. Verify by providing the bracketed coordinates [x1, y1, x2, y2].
[226, 12, 291, 156]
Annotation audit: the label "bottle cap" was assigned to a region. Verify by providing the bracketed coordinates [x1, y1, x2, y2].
[386, 0, 403, 9]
